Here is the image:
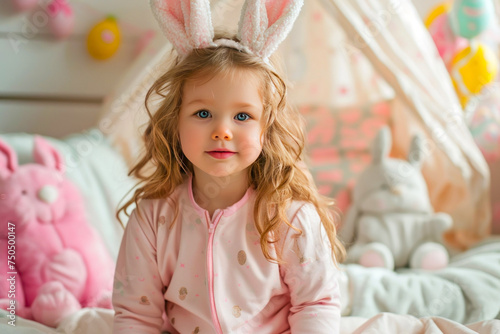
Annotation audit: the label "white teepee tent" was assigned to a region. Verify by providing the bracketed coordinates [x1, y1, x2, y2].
[99, 0, 492, 250]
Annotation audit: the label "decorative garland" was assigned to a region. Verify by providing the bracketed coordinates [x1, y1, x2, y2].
[10, 0, 157, 60]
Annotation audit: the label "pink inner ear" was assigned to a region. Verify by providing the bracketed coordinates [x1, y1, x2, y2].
[0, 140, 18, 178]
[33, 136, 65, 173]
[181, 0, 191, 28]
[265, 0, 291, 27]
[152, 0, 215, 56]
[164, 0, 184, 25]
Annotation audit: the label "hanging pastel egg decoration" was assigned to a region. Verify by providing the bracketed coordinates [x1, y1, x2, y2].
[47, 0, 74, 40]
[469, 101, 500, 162]
[450, 42, 499, 107]
[425, 2, 468, 68]
[11, 0, 38, 11]
[87, 16, 121, 60]
[448, 0, 495, 39]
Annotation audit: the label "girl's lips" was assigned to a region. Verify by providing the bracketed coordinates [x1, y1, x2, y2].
[207, 151, 236, 159]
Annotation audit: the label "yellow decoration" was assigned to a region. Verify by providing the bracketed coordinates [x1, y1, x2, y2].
[450, 43, 498, 107]
[86, 16, 121, 60]
[424, 2, 451, 28]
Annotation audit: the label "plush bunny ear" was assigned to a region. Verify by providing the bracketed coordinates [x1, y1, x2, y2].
[0, 139, 18, 180]
[150, 0, 215, 57]
[372, 126, 391, 165]
[408, 134, 424, 170]
[238, 0, 303, 60]
[33, 136, 65, 173]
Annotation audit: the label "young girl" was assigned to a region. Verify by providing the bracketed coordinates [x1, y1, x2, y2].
[113, 0, 345, 333]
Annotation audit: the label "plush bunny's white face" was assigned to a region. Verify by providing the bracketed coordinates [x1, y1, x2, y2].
[355, 160, 433, 214]
[352, 127, 433, 215]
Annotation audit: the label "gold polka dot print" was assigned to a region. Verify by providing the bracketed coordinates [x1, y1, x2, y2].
[237, 250, 247, 265]
[179, 287, 188, 300]
[233, 305, 242, 318]
[159, 216, 166, 225]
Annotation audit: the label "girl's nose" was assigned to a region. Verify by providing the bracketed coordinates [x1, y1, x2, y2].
[211, 124, 233, 141]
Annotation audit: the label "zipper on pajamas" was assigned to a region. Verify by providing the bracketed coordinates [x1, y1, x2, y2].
[206, 210, 224, 334]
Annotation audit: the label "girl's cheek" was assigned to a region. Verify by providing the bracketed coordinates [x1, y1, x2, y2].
[241, 135, 263, 150]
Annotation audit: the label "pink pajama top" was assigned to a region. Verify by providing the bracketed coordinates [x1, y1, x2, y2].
[112, 176, 341, 333]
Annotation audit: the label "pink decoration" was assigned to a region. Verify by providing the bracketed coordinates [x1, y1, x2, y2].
[47, 0, 72, 16]
[303, 106, 336, 145]
[339, 109, 362, 123]
[361, 118, 386, 137]
[317, 170, 343, 182]
[11, 0, 38, 12]
[372, 102, 391, 117]
[0, 137, 114, 327]
[340, 127, 359, 138]
[340, 137, 366, 150]
[47, 0, 74, 40]
[469, 99, 500, 162]
[101, 30, 115, 43]
[428, 13, 468, 68]
[310, 148, 339, 164]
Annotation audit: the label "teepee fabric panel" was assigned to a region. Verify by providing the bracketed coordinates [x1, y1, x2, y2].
[320, 0, 491, 248]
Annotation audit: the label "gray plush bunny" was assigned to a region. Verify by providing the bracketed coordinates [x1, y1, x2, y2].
[340, 127, 452, 270]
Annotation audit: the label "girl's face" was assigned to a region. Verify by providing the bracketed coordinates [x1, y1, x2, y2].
[178, 69, 265, 179]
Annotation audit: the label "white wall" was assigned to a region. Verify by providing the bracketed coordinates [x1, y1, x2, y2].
[0, 0, 161, 137]
[411, 0, 443, 19]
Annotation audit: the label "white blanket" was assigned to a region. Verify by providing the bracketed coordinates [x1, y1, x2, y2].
[344, 238, 500, 323]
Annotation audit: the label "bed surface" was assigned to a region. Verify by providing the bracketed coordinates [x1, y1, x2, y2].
[1, 308, 499, 334]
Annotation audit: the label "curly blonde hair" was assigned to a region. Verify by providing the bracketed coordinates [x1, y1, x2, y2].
[118, 34, 345, 264]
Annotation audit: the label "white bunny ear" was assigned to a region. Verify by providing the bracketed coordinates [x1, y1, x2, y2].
[150, 0, 215, 57]
[408, 134, 424, 170]
[372, 126, 391, 165]
[238, 0, 303, 60]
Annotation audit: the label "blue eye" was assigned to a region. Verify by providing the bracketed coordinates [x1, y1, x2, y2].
[196, 110, 211, 118]
[235, 113, 250, 121]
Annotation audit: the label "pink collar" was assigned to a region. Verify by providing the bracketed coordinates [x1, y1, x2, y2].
[187, 174, 253, 217]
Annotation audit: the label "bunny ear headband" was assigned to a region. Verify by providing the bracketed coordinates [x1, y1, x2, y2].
[150, 0, 303, 62]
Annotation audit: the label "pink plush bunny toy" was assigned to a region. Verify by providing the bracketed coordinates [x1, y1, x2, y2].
[0, 136, 114, 327]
